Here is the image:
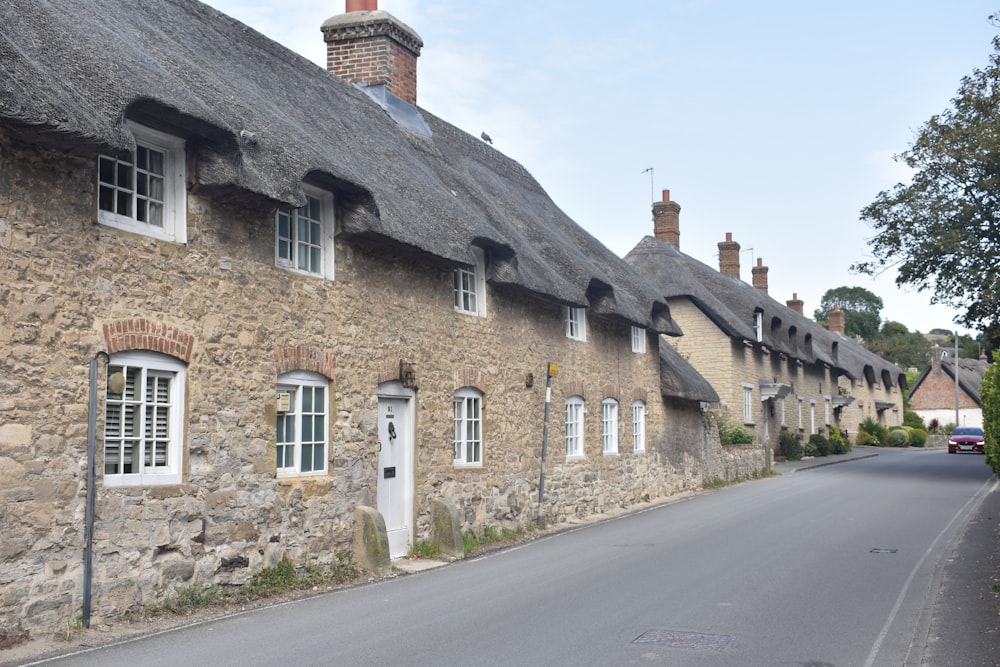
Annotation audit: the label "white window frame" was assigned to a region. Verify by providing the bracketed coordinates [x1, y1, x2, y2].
[810, 400, 817, 435]
[276, 371, 329, 477]
[103, 351, 185, 487]
[453, 387, 483, 467]
[565, 396, 585, 459]
[630, 325, 646, 354]
[798, 396, 804, 430]
[98, 122, 186, 243]
[824, 396, 831, 425]
[754, 311, 764, 343]
[632, 400, 646, 453]
[742, 383, 754, 423]
[275, 184, 336, 280]
[780, 397, 786, 426]
[602, 399, 619, 455]
[565, 307, 587, 342]
[453, 248, 487, 317]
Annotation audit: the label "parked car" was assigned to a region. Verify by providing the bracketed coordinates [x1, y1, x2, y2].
[947, 426, 985, 454]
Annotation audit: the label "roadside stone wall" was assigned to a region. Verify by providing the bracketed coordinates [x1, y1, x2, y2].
[0, 129, 726, 637]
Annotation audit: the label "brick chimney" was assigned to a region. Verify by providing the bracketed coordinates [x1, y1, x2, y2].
[718, 233, 740, 280]
[322, 1, 424, 105]
[828, 305, 845, 335]
[786, 292, 804, 315]
[751, 257, 768, 293]
[652, 189, 681, 249]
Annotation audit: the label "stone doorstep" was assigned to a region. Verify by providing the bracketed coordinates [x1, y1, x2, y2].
[392, 558, 450, 573]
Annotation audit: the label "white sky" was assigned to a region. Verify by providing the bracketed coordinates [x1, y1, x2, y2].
[205, 0, 997, 337]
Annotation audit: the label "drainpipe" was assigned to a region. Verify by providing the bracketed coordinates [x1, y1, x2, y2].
[83, 351, 109, 628]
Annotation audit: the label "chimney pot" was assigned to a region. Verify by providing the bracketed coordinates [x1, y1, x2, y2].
[346, 0, 377, 11]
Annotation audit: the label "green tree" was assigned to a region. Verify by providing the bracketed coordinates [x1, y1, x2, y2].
[854, 18, 1000, 332]
[866, 321, 931, 370]
[980, 351, 1000, 474]
[813, 286, 883, 341]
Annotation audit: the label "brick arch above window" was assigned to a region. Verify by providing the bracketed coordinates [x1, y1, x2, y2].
[632, 387, 649, 404]
[601, 384, 621, 402]
[454, 367, 489, 393]
[103, 319, 194, 363]
[563, 380, 586, 400]
[275, 346, 336, 380]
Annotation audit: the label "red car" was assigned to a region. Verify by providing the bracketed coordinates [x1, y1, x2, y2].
[948, 426, 985, 454]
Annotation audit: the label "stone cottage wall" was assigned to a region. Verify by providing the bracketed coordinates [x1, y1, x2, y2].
[0, 129, 724, 636]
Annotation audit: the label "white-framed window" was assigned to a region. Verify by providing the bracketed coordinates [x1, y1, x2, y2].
[824, 396, 831, 425]
[632, 400, 646, 453]
[630, 326, 646, 354]
[275, 185, 336, 280]
[810, 400, 817, 435]
[798, 396, 804, 430]
[98, 122, 186, 243]
[453, 387, 483, 466]
[602, 399, 619, 455]
[454, 248, 487, 317]
[754, 311, 764, 343]
[565, 307, 587, 342]
[780, 397, 786, 426]
[742, 383, 754, 423]
[565, 396, 585, 458]
[276, 371, 329, 477]
[104, 351, 185, 487]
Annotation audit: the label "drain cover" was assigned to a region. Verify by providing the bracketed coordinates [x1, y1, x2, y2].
[870, 548, 898, 554]
[632, 629, 733, 651]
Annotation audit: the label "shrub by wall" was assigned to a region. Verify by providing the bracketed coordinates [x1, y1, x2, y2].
[887, 428, 910, 448]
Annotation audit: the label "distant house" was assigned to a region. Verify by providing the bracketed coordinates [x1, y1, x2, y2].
[626, 190, 907, 453]
[909, 346, 990, 429]
[0, 0, 744, 638]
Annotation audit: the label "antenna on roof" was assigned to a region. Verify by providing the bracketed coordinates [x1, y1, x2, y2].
[742, 246, 754, 267]
[641, 167, 654, 204]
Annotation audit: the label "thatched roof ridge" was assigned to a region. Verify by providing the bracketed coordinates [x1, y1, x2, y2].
[0, 0, 679, 333]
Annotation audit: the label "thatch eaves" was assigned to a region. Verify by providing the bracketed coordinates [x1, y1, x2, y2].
[0, 0, 678, 334]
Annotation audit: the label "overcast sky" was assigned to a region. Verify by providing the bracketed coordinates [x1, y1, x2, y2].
[205, 0, 997, 337]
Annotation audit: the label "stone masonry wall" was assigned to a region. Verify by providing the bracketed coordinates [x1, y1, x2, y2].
[0, 129, 727, 637]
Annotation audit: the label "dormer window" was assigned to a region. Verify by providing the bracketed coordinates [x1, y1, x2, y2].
[453, 248, 486, 317]
[565, 307, 587, 342]
[275, 185, 335, 280]
[98, 122, 186, 243]
[754, 310, 764, 343]
[630, 326, 646, 354]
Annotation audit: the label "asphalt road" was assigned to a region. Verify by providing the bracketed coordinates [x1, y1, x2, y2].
[30, 448, 997, 666]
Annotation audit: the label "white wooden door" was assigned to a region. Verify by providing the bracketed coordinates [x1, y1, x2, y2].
[377, 391, 413, 558]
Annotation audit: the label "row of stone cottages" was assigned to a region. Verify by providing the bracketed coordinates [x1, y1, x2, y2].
[0, 0, 903, 639]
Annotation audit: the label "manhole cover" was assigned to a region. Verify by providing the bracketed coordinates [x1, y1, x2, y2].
[870, 548, 898, 554]
[632, 629, 733, 651]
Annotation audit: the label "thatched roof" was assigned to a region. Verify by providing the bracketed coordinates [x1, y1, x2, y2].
[910, 356, 990, 406]
[626, 236, 907, 390]
[0, 0, 681, 336]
